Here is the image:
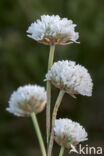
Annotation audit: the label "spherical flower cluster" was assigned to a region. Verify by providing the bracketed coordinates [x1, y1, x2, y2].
[6, 85, 47, 117]
[45, 60, 93, 97]
[27, 15, 79, 45]
[54, 118, 88, 148]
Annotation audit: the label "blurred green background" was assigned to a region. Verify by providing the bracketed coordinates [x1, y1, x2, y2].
[0, 0, 104, 155]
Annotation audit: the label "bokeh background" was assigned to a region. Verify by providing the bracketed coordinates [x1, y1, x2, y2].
[0, 0, 104, 155]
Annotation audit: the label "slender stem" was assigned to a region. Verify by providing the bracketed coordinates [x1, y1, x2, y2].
[48, 45, 55, 70]
[48, 90, 65, 156]
[30, 112, 46, 156]
[59, 146, 65, 156]
[46, 45, 55, 146]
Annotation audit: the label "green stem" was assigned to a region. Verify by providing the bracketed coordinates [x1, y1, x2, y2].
[59, 146, 65, 156]
[48, 45, 55, 70]
[30, 112, 46, 156]
[46, 45, 55, 145]
[48, 90, 65, 156]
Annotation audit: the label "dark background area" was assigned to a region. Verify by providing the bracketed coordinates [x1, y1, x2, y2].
[0, 0, 104, 155]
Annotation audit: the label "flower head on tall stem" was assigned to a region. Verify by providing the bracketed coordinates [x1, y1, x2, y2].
[6, 84, 47, 116]
[27, 15, 79, 45]
[54, 118, 88, 148]
[45, 60, 93, 97]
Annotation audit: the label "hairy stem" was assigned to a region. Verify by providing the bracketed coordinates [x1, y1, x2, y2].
[46, 45, 55, 146]
[59, 146, 65, 156]
[48, 90, 65, 156]
[30, 112, 46, 156]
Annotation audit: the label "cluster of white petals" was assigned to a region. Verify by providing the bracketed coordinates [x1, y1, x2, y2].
[6, 85, 47, 117]
[54, 118, 88, 148]
[45, 60, 93, 97]
[27, 15, 79, 45]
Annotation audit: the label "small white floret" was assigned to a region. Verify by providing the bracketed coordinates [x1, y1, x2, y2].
[27, 15, 79, 45]
[45, 60, 93, 97]
[6, 84, 47, 117]
[54, 118, 88, 148]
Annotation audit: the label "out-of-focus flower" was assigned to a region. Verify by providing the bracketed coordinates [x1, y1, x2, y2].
[45, 60, 93, 97]
[54, 118, 88, 148]
[6, 85, 47, 117]
[27, 15, 79, 45]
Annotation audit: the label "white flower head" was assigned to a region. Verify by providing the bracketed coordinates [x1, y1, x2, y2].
[27, 15, 79, 45]
[54, 118, 88, 148]
[45, 60, 93, 97]
[6, 84, 47, 117]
